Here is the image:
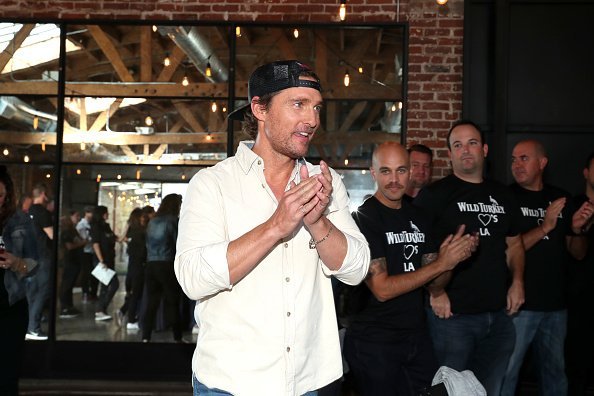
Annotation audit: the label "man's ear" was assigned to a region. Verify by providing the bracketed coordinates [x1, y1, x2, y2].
[483, 143, 489, 158]
[251, 97, 266, 121]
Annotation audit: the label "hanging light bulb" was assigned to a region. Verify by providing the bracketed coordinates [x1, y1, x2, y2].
[136, 169, 141, 180]
[76, 169, 81, 175]
[339, 0, 347, 21]
[33, 116, 39, 130]
[205, 61, 212, 77]
[344, 158, 349, 166]
[182, 75, 189, 86]
[391, 103, 397, 112]
[80, 142, 86, 151]
[235, 26, 241, 37]
[96, 174, 102, 183]
[23, 155, 30, 163]
[117, 174, 122, 180]
[41, 138, 46, 152]
[358, 64, 363, 74]
[222, 106, 227, 113]
[3, 148, 9, 156]
[156, 165, 162, 171]
[436, 0, 448, 4]
[343, 70, 350, 87]
[361, 170, 366, 175]
[211, 101, 217, 112]
[206, 133, 212, 141]
[145, 116, 153, 126]
[46, 173, 51, 179]
[152, 25, 158, 33]
[181, 174, 186, 180]
[293, 28, 299, 39]
[163, 55, 170, 67]
[398, 101, 403, 109]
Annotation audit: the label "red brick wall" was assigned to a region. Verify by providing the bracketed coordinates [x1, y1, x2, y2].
[1, 0, 463, 176]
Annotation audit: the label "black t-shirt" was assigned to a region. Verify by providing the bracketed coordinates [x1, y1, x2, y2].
[414, 174, 522, 314]
[90, 221, 116, 267]
[126, 224, 146, 263]
[60, 227, 82, 266]
[349, 197, 436, 342]
[28, 203, 53, 253]
[511, 184, 574, 311]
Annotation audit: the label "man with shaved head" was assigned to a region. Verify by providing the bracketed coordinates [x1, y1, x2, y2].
[500, 140, 592, 396]
[345, 142, 478, 395]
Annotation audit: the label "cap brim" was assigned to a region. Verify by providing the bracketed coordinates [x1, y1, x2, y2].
[227, 103, 250, 121]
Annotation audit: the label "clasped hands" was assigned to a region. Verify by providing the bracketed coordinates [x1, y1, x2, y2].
[273, 160, 333, 238]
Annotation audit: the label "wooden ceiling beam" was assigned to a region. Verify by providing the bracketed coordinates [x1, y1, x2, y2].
[139, 26, 152, 82]
[0, 24, 35, 72]
[87, 25, 135, 82]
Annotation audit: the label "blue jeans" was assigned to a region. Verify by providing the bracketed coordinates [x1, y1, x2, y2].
[24, 258, 50, 332]
[500, 309, 568, 396]
[192, 375, 318, 396]
[426, 308, 515, 396]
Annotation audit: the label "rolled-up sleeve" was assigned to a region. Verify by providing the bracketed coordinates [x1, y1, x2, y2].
[175, 170, 232, 300]
[320, 168, 370, 286]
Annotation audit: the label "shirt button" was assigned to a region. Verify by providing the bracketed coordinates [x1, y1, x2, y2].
[286, 347, 290, 352]
[257, 160, 262, 165]
[287, 312, 291, 317]
[284, 242, 288, 248]
[285, 277, 290, 282]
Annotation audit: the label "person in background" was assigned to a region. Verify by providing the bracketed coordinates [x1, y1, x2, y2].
[58, 210, 86, 318]
[25, 183, 53, 340]
[142, 194, 183, 342]
[500, 140, 592, 396]
[90, 205, 118, 321]
[346, 142, 478, 395]
[77, 206, 96, 303]
[566, 151, 594, 396]
[175, 60, 370, 395]
[414, 120, 525, 395]
[0, 166, 39, 395]
[117, 207, 147, 331]
[405, 144, 433, 200]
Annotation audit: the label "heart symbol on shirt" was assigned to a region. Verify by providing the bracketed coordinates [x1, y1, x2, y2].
[403, 245, 415, 260]
[537, 218, 544, 226]
[478, 214, 492, 227]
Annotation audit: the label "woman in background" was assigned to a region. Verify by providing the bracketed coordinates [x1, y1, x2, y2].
[90, 205, 119, 321]
[117, 207, 147, 330]
[0, 166, 39, 395]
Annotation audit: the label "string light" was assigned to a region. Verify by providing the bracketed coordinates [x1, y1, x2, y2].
[293, 28, 299, 39]
[182, 76, 189, 86]
[3, 148, 8, 156]
[358, 64, 364, 74]
[145, 116, 153, 126]
[33, 116, 39, 130]
[117, 174, 122, 180]
[391, 103, 397, 112]
[76, 169, 81, 175]
[157, 165, 162, 171]
[152, 25, 157, 33]
[23, 155, 30, 163]
[206, 133, 212, 141]
[398, 101, 403, 109]
[339, 0, 346, 21]
[46, 173, 51, 179]
[96, 174, 102, 183]
[181, 174, 186, 180]
[344, 158, 349, 166]
[222, 106, 227, 113]
[205, 61, 212, 77]
[235, 26, 241, 37]
[211, 101, 217, 112]
[163, 55, 170, 67]
[343, 70, 350, 87]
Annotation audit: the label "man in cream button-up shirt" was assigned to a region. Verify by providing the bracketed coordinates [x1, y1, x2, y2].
[175, 60, 370, 396]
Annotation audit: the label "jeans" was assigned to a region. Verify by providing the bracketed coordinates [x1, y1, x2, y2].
[344, 329, 438, 396]
[24, 258, 50, 332]
[500, 309, 567, 396]
[192, 375, 318, 396]
[426, 308, 515, 396]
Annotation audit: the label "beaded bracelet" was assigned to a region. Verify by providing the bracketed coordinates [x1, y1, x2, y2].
[309, 225, 334, 249]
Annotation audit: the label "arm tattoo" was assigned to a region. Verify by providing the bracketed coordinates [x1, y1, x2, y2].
[421, 253, 438, 267]
[365, 257, 387, 280]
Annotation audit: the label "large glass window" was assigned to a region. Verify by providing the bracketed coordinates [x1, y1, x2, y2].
[0, 21, 405, 343]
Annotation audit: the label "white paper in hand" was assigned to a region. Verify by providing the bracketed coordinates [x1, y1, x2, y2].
[91, 264, 116, 285]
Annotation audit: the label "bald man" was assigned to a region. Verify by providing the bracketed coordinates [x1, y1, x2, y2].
[345, 142, 478, 396]
[500, 140, 592, 396]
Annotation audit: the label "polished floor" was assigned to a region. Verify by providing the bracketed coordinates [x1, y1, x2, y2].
[42, 275, 197, 343]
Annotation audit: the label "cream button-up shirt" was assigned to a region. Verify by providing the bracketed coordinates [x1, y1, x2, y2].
[175, 142, 370, 396]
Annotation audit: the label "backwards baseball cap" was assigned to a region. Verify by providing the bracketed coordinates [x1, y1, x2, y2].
[228, 60, 321, 121]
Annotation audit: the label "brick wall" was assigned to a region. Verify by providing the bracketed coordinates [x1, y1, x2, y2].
[1, 0, 463, 176]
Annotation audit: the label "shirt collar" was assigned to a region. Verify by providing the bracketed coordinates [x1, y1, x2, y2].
[236, 140, 306, 183]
